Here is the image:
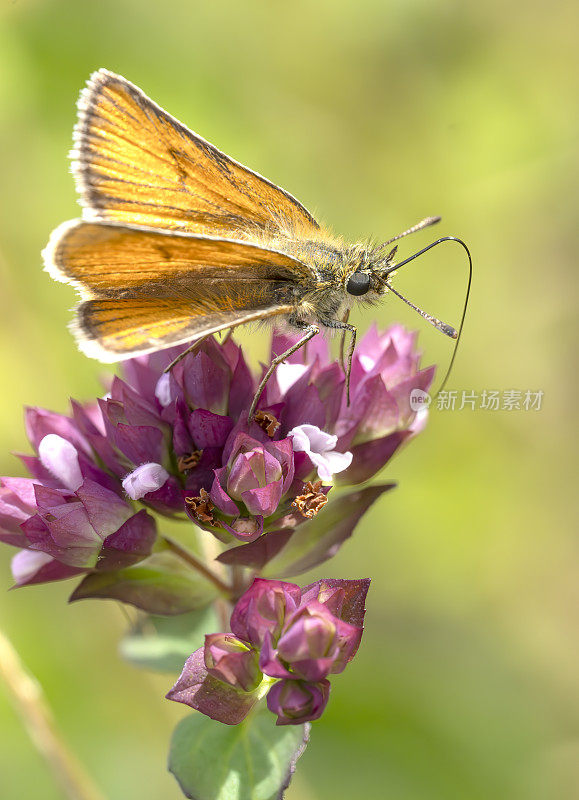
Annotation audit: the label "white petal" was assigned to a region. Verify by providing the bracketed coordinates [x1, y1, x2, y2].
[306, 426, 338, 454]
[38, 434, 83, 491]
[122, 463, 169, 500]
[308, 452, 334, 482]
[289, 424, 351, 480]
[288, 426, 313, 454]
[275, 363, 308, 395]
[11, 549, 54, 584]
[409, 407, 429, 435]
[289, 424, 337, 455]
[307, 449, 352, 481]
[321, 450, 353, 475]
[359, 354, 377, 372]
[155, 373, 173, 407]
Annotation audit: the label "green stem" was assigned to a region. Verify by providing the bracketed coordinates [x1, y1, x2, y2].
[0, 628, 106, 800]
[231, 564, 247, 599]
[163, 536, 233, 595]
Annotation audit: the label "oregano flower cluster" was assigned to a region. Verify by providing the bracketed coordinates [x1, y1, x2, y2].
[0, 325, 434, 797]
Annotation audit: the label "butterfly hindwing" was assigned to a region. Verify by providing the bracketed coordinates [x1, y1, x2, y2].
[75, 296, 292, 361]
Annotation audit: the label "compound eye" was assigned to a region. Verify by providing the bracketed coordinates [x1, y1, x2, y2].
[346, 271, 371, 296]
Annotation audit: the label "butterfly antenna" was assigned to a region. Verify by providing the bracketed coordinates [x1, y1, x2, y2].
[377, 215, 442, 250]
[384, 236, 472, 397]
[386, 283, 458, 339]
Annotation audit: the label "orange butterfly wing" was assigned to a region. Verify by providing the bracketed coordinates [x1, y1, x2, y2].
[43, 221, 307, 360]
[45, 220, 314, 295]
[73, 296, 293, 361]
[72, 69, 320, 239]
[44, 70, 325, 360]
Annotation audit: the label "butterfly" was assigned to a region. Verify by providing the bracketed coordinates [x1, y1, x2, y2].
[43, 69, 470, 416]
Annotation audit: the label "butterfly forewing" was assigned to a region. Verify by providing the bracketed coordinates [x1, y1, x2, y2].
[44, 69, 326, 362]
[73, 69, 320, 239]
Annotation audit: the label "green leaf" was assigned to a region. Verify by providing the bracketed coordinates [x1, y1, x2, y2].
[169, 710, 310, 800]
[119, 606, 220, 673]
[262, 483, 394, 578]
[69, 551, 219, 615]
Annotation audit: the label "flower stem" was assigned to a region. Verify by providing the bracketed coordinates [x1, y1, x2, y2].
[163, 536, 233, 595]
[214, 597, 233, 631]
[231, 564, 250, 600]
[0, 628, 106, 800]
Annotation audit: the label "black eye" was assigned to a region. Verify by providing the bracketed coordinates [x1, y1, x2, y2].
[346, 271, 371, 296]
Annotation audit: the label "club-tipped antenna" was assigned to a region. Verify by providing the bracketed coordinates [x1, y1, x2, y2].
[373, 216, 442, 259]
[384, 236, 472, 397]
[386, 283, 458, 338]
[381, 215, 442, 247]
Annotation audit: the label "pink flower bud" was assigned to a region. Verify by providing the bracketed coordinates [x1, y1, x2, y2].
[209, 432, 295, 523]
[275, 605, 338, 680]
[204, 633, 261, 692]
[267, 678, 330, 725]
[230, 578, 302, 647]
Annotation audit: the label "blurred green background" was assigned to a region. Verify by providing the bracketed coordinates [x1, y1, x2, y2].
[0, 0, 577, 798]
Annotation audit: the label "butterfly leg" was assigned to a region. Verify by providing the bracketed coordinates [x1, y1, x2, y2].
[323, 319, 357, 406]
[163, 334, 213, 374]
[248, 324, 320, 420]
[338, 309, 351, 373]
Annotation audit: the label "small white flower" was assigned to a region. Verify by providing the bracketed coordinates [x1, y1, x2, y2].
[358, 354, 377, 372]
[38, 434, 83, 491]
[289, 424, 353, 482]
[409, 407, 429, 435]
[122, 462, 170, 500]
[155, 373, 173, 408]
[275, 362, 309, 395]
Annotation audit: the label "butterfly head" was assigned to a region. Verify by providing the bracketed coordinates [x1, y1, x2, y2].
[343, 243, 398, 302]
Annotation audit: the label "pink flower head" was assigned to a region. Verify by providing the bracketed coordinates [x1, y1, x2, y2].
[0, 476, 156, 586]
[259, 598, 363, 682]
[167, 577, 369, 726]
[0, 326, 431, 615]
